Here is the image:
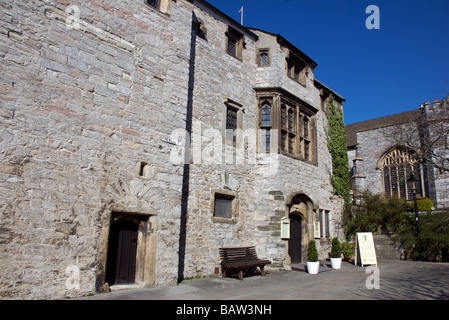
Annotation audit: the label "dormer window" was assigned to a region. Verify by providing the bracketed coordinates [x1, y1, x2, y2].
[226, 27, 244, 59]
[286, 53, 307, 86]
[145, 0, 171, 14]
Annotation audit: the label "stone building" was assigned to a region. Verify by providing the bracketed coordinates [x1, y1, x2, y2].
[346, 97, 449, 209]
[0, 0, 344, 299]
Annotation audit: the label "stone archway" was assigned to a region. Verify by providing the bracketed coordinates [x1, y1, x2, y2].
[96, 207, 157, 292]
[286, 193, 314, 264]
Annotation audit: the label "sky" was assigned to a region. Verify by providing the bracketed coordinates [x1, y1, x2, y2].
[206, 0, 449, 124]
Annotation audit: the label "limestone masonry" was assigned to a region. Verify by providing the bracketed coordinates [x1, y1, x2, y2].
[1, 0, 345, 299]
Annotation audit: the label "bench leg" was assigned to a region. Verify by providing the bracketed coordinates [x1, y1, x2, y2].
[238, 271, 243, 280]
[260, 266, 266, 276]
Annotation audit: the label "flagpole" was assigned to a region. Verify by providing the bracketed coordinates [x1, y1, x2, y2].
[239, 6, 244, 25]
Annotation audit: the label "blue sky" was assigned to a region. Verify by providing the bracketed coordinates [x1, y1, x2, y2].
[206, 0, 449, 124]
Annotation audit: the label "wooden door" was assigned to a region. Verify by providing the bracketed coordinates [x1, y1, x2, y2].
[288, 214, 302, 263]
[106, 220, 138, 285]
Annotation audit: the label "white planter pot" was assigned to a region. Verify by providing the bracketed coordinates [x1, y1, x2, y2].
[306, 261, 320, 274]
[330, 257, 342, 269]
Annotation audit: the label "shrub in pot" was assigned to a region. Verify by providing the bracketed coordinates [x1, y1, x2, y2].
[330, 237, 342, 269]
[307, 239, 320, 274]
[342, 241, 355, 261]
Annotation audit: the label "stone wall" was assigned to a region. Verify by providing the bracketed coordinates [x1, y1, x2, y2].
[425, 99, 449, 209]
[348, 98, 449, 209]
[0, 0, 345, 299]
[0, 0, 195, 299]
[373, 235, 403, 261]
[182, 25, 344, 276]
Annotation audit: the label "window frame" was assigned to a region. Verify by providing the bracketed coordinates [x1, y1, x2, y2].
[223, 99, 244, 147]
[285, 53, 307, 86]
[258, 99, 273, 153]
[380, 147, 427, 201]
[257, 48, 270, 67]
[225, 27, 245, 60]
[144, 0, 171, 14]
[318, 209, 331, 239]
[256, 89, 318, 164]
[211, 190, 238, 224]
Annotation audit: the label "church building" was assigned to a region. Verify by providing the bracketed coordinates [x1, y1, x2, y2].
[346, 97, 449, 209]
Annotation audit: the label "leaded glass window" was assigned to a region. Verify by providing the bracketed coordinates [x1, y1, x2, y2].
[261, 103, 271, 126]
[381, 147, 426, 201]
[261, 52, 268, 66]
[227, 38, 236, 57]
[262, 129, 271, 152]
[226, 106, 237, 145]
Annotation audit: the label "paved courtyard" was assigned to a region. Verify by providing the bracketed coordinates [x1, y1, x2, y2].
[80, 260, 449, 300]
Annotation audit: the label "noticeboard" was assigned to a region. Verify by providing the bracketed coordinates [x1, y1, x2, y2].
[280, 217, 290, 239]
[355, 232, 378, 267]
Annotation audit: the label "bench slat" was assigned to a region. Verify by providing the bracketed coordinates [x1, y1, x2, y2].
[219, 246, 271, 280]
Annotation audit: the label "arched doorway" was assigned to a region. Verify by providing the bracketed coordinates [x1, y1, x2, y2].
[106, 219, 139, 285]
[288, 213, 302, 263]
[286, 193, 314, 264]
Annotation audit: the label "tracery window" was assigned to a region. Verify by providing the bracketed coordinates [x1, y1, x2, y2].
[256, 89, 317, 164]
[381, 147, 426, 201]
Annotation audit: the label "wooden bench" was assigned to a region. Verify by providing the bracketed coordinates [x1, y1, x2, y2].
[219, 246, 271, 280]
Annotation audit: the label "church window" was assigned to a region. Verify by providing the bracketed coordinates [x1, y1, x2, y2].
[381, 147, 427, 201]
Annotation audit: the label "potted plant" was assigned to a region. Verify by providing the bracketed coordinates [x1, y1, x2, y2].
[342, 241, 355, 262]
[330, 237, 342, 269]
[306, 239, 320, 274]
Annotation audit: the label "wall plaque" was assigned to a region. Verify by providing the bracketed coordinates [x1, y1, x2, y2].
[280, 217, 290, 239]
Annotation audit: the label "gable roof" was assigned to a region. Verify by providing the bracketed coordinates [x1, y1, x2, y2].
[248, 27, 318, 69]
[345, 109, 420, 148]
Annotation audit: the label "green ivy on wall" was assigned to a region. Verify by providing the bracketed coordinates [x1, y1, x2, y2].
[326, 97, 350, 205]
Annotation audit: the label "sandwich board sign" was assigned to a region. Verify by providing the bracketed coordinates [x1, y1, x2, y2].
[355, 232, 378, 267]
